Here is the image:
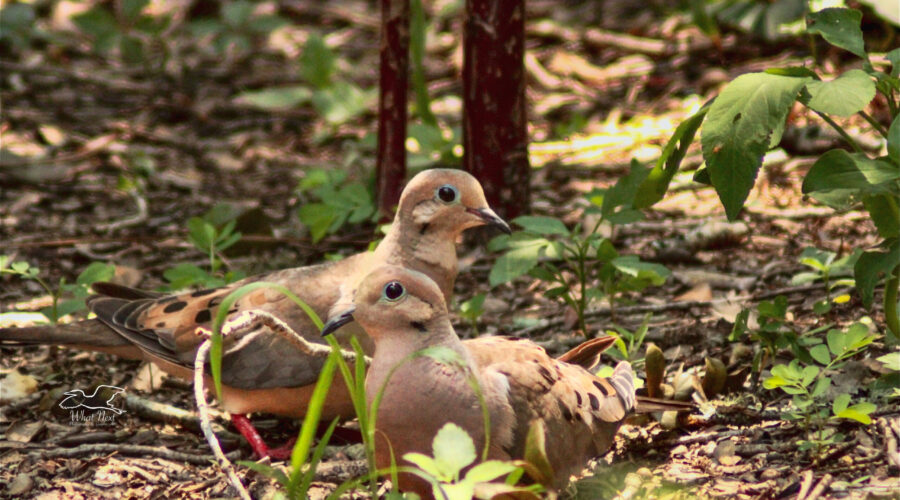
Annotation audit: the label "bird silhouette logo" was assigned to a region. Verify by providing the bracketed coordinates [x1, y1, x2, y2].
[58, 385, 127, 415]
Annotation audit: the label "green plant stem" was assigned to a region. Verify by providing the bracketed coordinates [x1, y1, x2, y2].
[885, 264, 900, 340]
[859, 111, 888, 138]
[814, 110, 863, 154]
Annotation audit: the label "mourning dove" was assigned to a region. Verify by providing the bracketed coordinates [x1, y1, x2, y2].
[0, 168, 510, 458]
[321, 266, 648, 497]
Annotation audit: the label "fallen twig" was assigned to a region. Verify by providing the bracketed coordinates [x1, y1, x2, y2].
[194, 337, 251, 500]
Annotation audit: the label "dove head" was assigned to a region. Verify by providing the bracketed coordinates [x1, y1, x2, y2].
[322, 266, 448, 342]
[394, 169, 510, 236]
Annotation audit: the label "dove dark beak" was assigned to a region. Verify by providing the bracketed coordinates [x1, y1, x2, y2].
[468, 207, 511, 234]
[321, 307, 356, 336]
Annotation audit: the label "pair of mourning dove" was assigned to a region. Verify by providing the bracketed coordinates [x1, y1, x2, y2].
[0, 168, 511, 458]
[322, 266, 683, 497]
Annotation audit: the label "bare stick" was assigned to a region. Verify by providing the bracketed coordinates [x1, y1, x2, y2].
[194, 334, 251, 500]
[224, 310, 370, 365]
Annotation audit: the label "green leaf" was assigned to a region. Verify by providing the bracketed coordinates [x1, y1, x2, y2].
[802, 150, 900, 209]
[888, 114, 900, 165]
[437, 482, 475, 500]
[120, 35, 144, 64]
[855, 239, 900, 307]
[831, 394, 850, 415]
[887, 48, 900, 78]
[300, 34, 335, 89]
[247, 15, 289, 33]
[121, 0, 149, 22]
[404, 452, 442, 478]
[806, 8, 867, 59]
[610, 255, 670, 286]
[311, 82, 375, 125]
[701, 72, 810, 220]
[236, 86, 313, 111]
[464, 460, 518, 483]
[877, 352, 900, 371]
[512, 216, 569, 236]
[298, 203, 337, 243]
[489, 239, 547, 287]
[76, 262, 115, 286]
[801, 365, 820, 387]
[809, 344, 831, 365]
[222, 0, 254, 27]
[432, 423, 477, 480]
[601, 160, 650, 218]
[826, 328, 847, 357]
[634, 105, 708, 209]
[835, 407, 873, 424]
[72, 7, 118, 39]
[863, 194, 900, 239]
[811, 376, 831, 398]
[804, 70, 875, 117]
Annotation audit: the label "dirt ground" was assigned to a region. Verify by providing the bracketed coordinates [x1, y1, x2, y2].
[1, 1, 899, 498]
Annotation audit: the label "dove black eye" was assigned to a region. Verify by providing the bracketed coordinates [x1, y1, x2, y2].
[383, 281, 405, 301]
[436, 184, 458, 203]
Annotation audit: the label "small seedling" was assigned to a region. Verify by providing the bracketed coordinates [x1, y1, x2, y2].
[296, 168, 377, 243]
[489, 162, 669, 337]
[0, 257, 115, 323]
[163, 208, 244, 289]
[763, 322, 878, 452]
[791, 247, 860, 313]
[404, 423, 539, 500]
[459, 294, 487, 335]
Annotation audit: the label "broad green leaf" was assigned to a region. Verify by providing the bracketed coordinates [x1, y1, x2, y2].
[802, 150, 900, 208]
[120, 35, 144, 64]
[832, 393, 851, 413]
[601, 160, 650, 217]
[122, 0, 149, 22]
[809, 344, 831, 365]
[312, 82, 376, 125]
[513, 216, 569, 236]
[801, 365, 820, 387]
[855, 239, 900, 307]
[404, 452, 442, 478]
[236, 86, 313, 111]
[464, 460, 518, 483]
[888, 47, 900, 78]
[811, 376, 831, 398]
[791, 271, 821, 285]
[437, 482, 475, 500]
[300, 34, 335, 89]
[877, 352, 900, 371]
[835, 407, 873, 424]
[701, 73, 810, 220]
[805, 70, 875, 117]
[864, 194, 900, 239]
[806, 8, 867, 59]
[844, 322, 875, 351]
[77, 262, 115, 286]
[610, 255, 670, 286]
[888, 114, 899, 164]
[298, 203, 337, 243]
[432, 423, 477, 479]
[782, 386, 807, 395]
[72, 7, 118, 39]
[826, 328, 847, 356]
[763, 375, 789, 389]
[489, 240, 548, 286]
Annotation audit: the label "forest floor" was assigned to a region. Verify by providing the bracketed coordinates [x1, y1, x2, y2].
[1, 1, 899, 499]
